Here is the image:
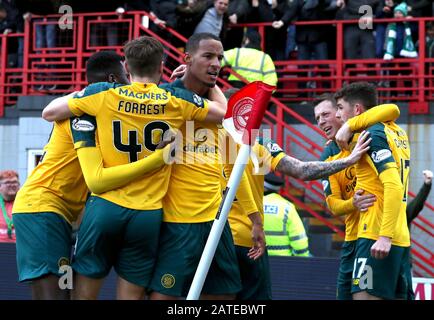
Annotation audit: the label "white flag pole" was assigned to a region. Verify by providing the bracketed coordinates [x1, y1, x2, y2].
[186, 143, 251, 300]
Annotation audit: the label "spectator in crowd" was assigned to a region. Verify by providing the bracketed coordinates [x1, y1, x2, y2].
[0, 1, 18, 35]
[1, 0, 23, 68]
[285, 23, 297, 60]
[323, 0, 344, 59]
[222, 29, 277, 88]
[16, 0, 64, 91]
[193, 0, 229, 39]
[176, 0, 209, 40]
[71, 0, 125, 47]
[425, 22, 434, 58]
[17, 0, 60, 52]
[123, 0, 177, 45]
[270, 0, 293, 61]
[375, 0, 396, 58]
[406, 0, 433, 42]
[246, 0, 274, 55]
[123, 0, 151, 12]
[407, 170, 433, 227]
[338, 0, 379, 60]
[284, 0, 337, 96]
[406, 169, 432, 277]
[0, 1, 20, 68]
[383, 2, 418, 60]
[0, 170, 19, 243]
[247, 0, 273, 23]
[405, 0, 433, 18]
[263, 173, 310, 257]
[150, 0, 179, 29]
[175, 0, 250, 50]
[286, 0, 333, 61]
[382, 2, 416, 95]
[223, 0, 250, 50]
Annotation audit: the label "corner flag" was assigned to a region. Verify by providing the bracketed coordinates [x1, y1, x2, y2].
[187, 81, 275, 300]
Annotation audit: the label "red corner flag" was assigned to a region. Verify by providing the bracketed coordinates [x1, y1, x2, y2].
[223, 81, 275, 145]
[187, 81, 275, 300]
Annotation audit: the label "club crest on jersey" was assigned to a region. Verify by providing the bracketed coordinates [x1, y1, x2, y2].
[192, 93, 203, 106]
[371, 149, 392, 163]
[57, 257, 70, 268]
[161, 274, 176, 289]
[72, 118, 95, 132]
[233, 97, 253, 131]
[345, 167, 356, 180]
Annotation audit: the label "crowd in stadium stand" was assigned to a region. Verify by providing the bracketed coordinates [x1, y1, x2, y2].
[1, 0, 434, 60]
[0, 0, 433, 94]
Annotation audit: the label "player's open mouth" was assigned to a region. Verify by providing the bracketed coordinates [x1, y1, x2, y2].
[207, 71, 218, 79]
[324, 126, 332, 135]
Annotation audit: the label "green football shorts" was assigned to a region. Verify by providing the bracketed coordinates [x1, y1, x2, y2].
[72, 196, 162, 288]
[13, 212, 73, 282]
[337, 240, 357, 300]
[351, 238, 414, 300]
[235, 245, 272, 300]
[149, 221, 241, 297]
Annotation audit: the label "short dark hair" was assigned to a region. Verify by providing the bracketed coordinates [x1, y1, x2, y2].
[185, 33, 221, 54]
[313, 93, 336, 109]
[86, 51, 124, 84]
[264, 172, 284, 192]
[244, 29, 261, 50]
[123, 36, 164, 77]
[334, 82, 378, 109]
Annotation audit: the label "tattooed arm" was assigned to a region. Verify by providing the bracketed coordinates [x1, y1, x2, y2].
[276, 131, 372, 181]
[276, 155, 355, 180]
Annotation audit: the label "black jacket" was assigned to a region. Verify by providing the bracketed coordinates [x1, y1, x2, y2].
[0, 0, 20, 32]
[285, 0, 334, 44]
[340, 0, 380, 20]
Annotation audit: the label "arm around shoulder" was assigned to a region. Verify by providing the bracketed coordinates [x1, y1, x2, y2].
[77, 146, 170, 194]
[204, 85, 227, 123]
[42, 92, 76, 122]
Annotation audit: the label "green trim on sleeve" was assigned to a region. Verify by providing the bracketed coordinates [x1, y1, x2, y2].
[320, 141, 341, 161]
[164, 86, 206, 108]
[73, 82, 124, 99]
[70, 114, 97, 149]
[367, 123, 396, 174]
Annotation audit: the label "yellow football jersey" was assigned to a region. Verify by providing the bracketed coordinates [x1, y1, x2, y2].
[68, 81, 209, 210]
[158, 79, 223, 222]
[13, 120, 88, 224]
[320, 141, 359, 241]
[319, 103, 401, 242]
[162, 119, 224, 222]
[228, 138, 286, 247]
[355, 122, 410, 247]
